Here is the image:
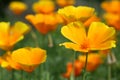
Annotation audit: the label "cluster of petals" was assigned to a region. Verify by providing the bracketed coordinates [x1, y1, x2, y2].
[58, 6, 100, 26]
[60, 21, 116, 52]
[0, 21, 30, 50]
[0, 52, 21, 70]
[0, 47, 47, 72]
[26, 13, 62, 35]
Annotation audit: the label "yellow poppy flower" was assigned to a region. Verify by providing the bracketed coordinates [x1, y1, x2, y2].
[58, 6, 95, 24]
[26, 13, 60, 35]
[0, 21, 30, 50]
[103, 13, 120, 30]
[56, 0, 75, 7]
[11, 47, 46, 72]
[0, 52, 21, 70]
[79, 53, 102, 72]
[60, 21, 116, 52]
[32, 0, 55, 14]
[9, 1, 27, 15]
[101, 0, 120, 14]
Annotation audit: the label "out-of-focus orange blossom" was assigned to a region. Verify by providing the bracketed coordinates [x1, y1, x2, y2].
[79, 53, 102, 72]
[9, 1, 27, 15]
[63, 53, 103, 78]
[60, 21, 116, 52]
[101, 0, 120, 30]
[56, 0, 75, 7]
[33, 0, 55, 14]
[103, 13, 120, 30]
[101, 0, 120, 14]
[11, 47, 46, 72]
[26, 13, 62, 35]
[0, 21, 30, 51]
[62, 60, 83, 78]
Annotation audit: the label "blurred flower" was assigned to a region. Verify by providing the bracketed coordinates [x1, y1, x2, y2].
[0, 21, 30, 50]
[56, 0, 75, 7]
[60, 21, 116, 52]
[101, 0, 120, 30]
[9, 1, 27, 15]
[33, 0, 55, 14]
[101, 0, 120, 14]
[58, 6, 98, 25]
[103, 13, 120, 30]
[11, 47, 46, 72]
[26, 13, 61, 35]
[62, 60, 83, 78]
[79, 53, 102, 72]
[0, 52, 21, 70]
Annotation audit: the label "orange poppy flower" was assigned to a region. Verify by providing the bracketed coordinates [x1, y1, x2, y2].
[101, 0, 120, 14]
[79, 53, 102, 72]
[56, 0, 75, 7]
[60, 21, 116, 52]
[32, 0, 55, 14]
[58, 6, 98, 25]
[0, 21, 30, 50]
[62, 60, 83, 78]
[103, 13, 120, 30]
[11, 47, 46, 72]
[26, 13, 60, 35]
[9, 1, 27, 15]
[0, 52, 21, 70]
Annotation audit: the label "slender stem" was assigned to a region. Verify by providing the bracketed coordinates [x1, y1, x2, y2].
[40, 65, 44, 80]
[11, 70, 15, 80]
[28, 72, 32, 80]
[0, 68, 3, 80]
[108, 65, 112, 80]
[107, 53, 112, 80]
[70, 51, 76, 80]
[48, 33, 53, 47]
[21, 71, 24, 80]
[83, 53, 88, 80]
[108, 64, 111, 80]
[30, 30, 39, 47]
[46, 72, 50, 80]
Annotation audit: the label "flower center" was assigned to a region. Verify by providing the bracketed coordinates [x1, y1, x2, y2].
[80, 40, 90, 51]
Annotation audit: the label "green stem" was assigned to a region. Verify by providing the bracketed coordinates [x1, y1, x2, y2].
[28, 72, 32, 80]
[41, 35, 46, 48]
[21, 71, 24, 80]
[48, 33, 53, 47]
[0, 68, 3, 80]
[46, 72, 50, 80]
[108, 64, 111, 80]
[11, 70, 15, 80]
[83, 53, 88, 80]
[40, 65, 44, 80]
[30, 30, 39, 47]
[113, 63, 117, 80]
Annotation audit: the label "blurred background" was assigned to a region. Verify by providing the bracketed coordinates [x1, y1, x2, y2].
[0, 0, 120, 80]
